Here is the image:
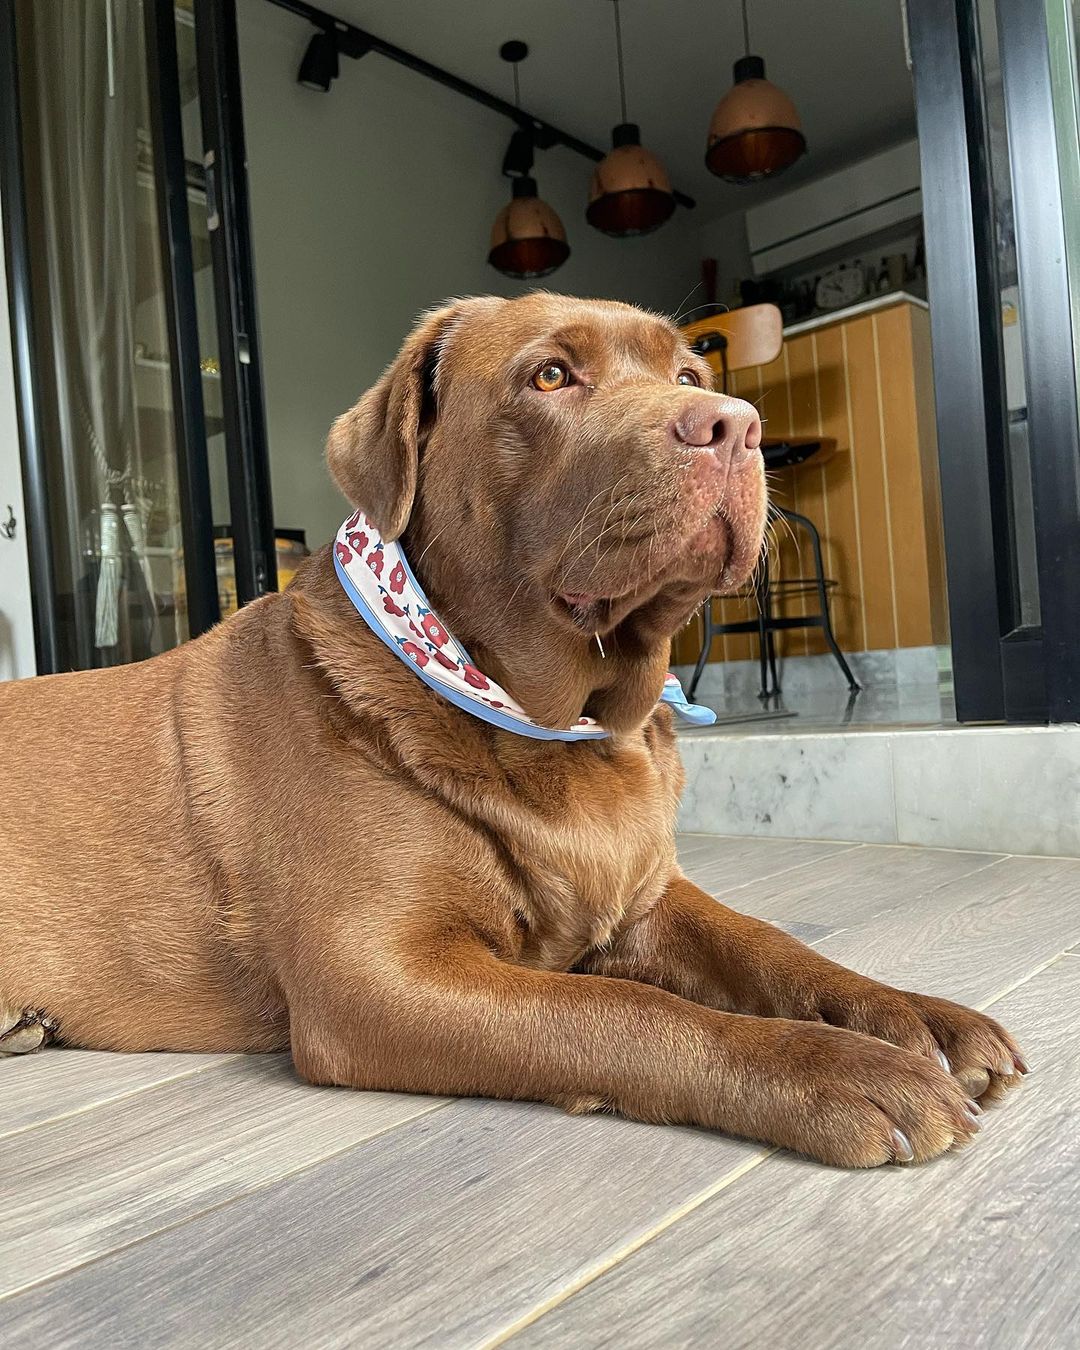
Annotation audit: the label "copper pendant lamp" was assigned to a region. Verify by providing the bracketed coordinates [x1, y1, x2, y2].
[488, 42, 570, 279]
[489, 173, 570, 279]
[587, 1, 674, 237]
[706, 0, 806, 183]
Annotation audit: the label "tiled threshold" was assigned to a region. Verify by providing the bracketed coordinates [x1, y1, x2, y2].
[676, 722, 1080, 858]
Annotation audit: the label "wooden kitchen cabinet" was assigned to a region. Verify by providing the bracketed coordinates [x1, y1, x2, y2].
[673, 296, 949, 667]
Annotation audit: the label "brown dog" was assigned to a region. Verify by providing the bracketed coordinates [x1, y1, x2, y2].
[0, 293, 1024, 1166]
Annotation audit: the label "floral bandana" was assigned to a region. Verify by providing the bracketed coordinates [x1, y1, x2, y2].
[333, 513, 718, 741]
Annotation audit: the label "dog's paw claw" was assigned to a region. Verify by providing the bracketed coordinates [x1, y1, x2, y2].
[890, 1128, 915, 1163]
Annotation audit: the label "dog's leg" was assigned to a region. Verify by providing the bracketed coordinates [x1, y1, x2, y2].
[286, 922, 981, 1167]
[0, 1001, 57, 1055]
[581, 874, 1027, 1105]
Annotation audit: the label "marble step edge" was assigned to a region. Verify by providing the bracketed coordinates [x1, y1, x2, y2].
[677, 723, 1080, 858]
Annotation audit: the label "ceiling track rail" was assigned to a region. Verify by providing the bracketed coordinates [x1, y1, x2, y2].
[262, 0, 696, 209]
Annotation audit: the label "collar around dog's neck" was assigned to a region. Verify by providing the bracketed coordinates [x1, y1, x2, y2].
[332, 514, 716, 740]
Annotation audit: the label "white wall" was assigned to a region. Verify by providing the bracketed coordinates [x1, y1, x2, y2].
[697, 207, 753, 310]
[0, 185, 36, 681]
[237, 0, 700, 549]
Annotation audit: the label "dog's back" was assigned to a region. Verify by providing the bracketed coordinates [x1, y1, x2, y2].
[0, 607, 291, 1052]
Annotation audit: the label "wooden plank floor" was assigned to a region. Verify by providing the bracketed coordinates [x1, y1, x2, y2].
[3, 836, 1078, 1348]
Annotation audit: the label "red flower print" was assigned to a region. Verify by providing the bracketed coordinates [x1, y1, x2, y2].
[366, 549, 384, 579]
[382, 593, 406, 618]
[347, 530, 369, 553]
[389, 562, 407, 596]
[408, 620, 426, 642]
[432, 649, 458, 670]
[462, 664, 489, 690]
[401, 641, 429, 668]
[483, 699, 505, 709]
[345, 509, 362, 530]
[335, 542, 352, 565]
[421, 612, 448, 647]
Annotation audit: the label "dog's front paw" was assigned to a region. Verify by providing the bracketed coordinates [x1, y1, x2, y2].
[899, 992, 1027, 1103]
[811, 980, 1027, 1104]
[744, 1019, 982, 1168]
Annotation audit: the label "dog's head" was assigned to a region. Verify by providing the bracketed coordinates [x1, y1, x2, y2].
[327, 293, 766, 728]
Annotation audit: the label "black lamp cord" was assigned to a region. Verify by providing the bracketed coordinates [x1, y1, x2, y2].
[741, 0, 751, 57]
[612, 0, 628, 123]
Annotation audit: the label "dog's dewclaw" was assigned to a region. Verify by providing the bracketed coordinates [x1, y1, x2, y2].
[0, 999, 20, 1037]
[0, 1005, 51, 1056]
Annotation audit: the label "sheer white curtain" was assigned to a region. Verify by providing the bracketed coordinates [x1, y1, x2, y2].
[21, 0, 160, 654]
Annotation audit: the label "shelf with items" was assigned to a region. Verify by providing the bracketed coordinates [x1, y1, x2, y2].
[133, 352, 224, 440]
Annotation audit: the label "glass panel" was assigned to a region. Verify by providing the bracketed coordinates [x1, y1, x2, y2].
[14, 0, 192, 667]
[976, 0, 1041, 628]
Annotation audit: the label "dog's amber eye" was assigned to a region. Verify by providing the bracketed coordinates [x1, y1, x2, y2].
[532, 362, 571, 392]
[676, 369, 701, 387]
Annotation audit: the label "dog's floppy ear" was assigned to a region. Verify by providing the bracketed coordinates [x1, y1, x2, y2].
[326, 301, 467, 542]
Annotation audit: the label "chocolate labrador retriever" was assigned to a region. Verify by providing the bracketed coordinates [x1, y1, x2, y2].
[0, 293, 1024, 1166]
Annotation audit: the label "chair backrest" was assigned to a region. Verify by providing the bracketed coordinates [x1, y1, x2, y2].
[681, 304, 784, 384]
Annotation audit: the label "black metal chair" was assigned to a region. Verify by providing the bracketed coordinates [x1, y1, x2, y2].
[682, 311, 861, 704]
[688, 440, 861, 700]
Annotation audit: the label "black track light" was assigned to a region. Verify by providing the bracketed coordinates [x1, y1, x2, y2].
[298, 29, 339, 92]
[501, 127, 536, 179]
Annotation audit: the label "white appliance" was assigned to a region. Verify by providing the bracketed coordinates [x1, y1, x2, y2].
[746, 139, 922, 276]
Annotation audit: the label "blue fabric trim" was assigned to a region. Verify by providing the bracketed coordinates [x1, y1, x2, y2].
[334, 553, 610, 742]
[660, 675, 718, 725]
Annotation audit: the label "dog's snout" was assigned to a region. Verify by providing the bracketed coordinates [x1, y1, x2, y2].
[672, 395, 762, 459]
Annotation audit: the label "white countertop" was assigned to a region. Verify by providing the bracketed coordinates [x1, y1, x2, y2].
[782, 290, 928, 338]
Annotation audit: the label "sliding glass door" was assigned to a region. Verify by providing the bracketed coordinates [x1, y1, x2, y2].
[0, 0, 272, 674]
[907, 0, 1080, 723]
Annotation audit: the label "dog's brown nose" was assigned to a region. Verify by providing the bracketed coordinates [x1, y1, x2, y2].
[672, 394, 762, 459]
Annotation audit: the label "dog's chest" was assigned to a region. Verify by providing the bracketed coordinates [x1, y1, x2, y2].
[509, 736, 681, 970]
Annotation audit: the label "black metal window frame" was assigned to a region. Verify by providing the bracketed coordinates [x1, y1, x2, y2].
[144, 0, 221, 638]
[996, 0, 1080, 720]
[1, 0, 224, 667]
[0, 0, 277, 673]
[0, 0, 60, 673]
[194, 0, 277, 605]
[908, 0, 1080, 723]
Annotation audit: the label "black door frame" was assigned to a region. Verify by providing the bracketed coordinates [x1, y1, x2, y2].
[908, 0, 1011, 723]
[0, 0, 60, 673]
[995, 0, 1080, 720]
[908, 0, 1080, 723]
[193, 0, 277, 605]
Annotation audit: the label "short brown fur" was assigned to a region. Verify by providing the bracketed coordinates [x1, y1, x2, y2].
[0, 294, 1024, 1166]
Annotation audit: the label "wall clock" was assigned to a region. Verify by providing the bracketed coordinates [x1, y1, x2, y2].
[815, 264, 867, 311]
